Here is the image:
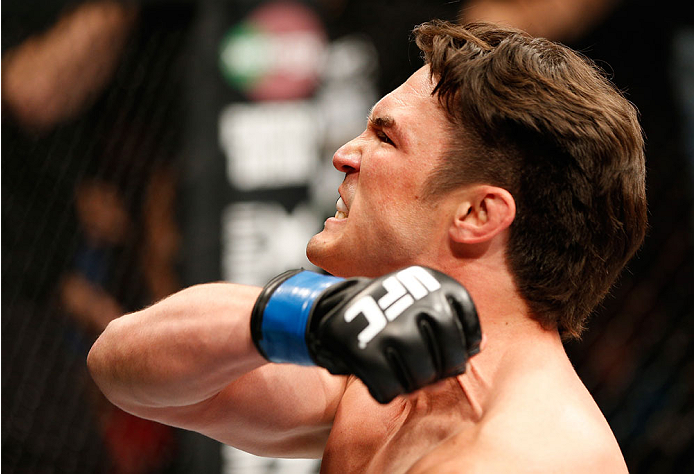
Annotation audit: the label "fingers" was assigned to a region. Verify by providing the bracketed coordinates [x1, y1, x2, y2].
[448, 293, 482, 357]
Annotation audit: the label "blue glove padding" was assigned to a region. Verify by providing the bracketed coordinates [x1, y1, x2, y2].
[251, 270, 344, 365]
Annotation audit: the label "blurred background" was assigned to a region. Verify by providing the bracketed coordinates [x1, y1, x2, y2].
[2, 0, 692, 473]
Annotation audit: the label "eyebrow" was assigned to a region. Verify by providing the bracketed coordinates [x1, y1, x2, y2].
[368, 113, 396, 129]
[367, 103, 396, 128]
[367, 104, 408, 146]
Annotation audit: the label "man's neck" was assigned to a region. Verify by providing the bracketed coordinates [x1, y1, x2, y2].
[457, 315, 566, 411]
[441, 259, 568, 418]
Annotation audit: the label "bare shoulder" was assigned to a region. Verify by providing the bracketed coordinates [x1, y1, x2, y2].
[409, 370, 628, 473]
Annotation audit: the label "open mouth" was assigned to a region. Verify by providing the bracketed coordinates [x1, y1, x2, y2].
[335, 196, 349, 220]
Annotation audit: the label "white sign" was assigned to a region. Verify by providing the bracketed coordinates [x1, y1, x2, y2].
[219, 101, 320, 189]
[221, 201, 320, 285]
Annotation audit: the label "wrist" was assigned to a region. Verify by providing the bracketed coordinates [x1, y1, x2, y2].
[251, 270, 344, 365]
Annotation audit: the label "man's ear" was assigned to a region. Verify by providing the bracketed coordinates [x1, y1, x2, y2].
[449, 186, 516, 244]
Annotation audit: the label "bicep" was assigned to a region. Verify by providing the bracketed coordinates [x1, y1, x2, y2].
[128, 363, 347, 458]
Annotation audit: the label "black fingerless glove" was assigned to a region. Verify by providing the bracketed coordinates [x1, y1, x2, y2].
[251, 266, 481, 404]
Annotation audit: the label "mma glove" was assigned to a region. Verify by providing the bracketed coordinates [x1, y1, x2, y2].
[250, 266, 482, 404]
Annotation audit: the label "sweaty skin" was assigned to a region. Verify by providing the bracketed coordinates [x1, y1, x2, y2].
[89, 66, 628, 473]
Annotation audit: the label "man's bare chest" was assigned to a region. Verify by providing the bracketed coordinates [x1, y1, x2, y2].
[320, 378, 473, 474]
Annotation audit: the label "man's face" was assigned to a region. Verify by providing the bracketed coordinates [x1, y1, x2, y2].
[307, 66, 453, 277]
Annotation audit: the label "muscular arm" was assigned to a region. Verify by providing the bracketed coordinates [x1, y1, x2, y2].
[87, 282, 346, 457]
[88, 266, 480, 456]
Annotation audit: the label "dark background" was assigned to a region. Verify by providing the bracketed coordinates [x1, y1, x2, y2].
[3, 1, 692, 473]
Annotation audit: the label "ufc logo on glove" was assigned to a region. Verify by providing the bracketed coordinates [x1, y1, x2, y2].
[251, 265, 482, 403]
[344, 267, 442, 349]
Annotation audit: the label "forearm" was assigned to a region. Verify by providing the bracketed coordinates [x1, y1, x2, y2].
[87, 265, 481, 454]
[87, 282, 266, 411]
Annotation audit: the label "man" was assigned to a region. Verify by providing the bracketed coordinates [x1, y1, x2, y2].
[88, 21, 646, 472]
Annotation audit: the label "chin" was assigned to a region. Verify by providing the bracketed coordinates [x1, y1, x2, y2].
[306, 248, 349, 278]
[306, 232, 404, 278]
[306, 235, 335, 273]
[306, 235, 360, 278]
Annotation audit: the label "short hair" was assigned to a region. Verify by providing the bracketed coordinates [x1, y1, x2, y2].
[415, 21, 647, 339]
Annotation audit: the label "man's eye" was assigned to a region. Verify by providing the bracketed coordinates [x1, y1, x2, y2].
[376, 131, 394, 145]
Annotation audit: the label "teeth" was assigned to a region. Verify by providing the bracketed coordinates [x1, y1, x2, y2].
[335, 197, 349, 219]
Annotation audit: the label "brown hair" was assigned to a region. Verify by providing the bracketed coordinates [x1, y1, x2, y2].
[415, 21, 647, 339]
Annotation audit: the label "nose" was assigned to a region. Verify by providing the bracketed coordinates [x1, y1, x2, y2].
[332, 137, 361, 173]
